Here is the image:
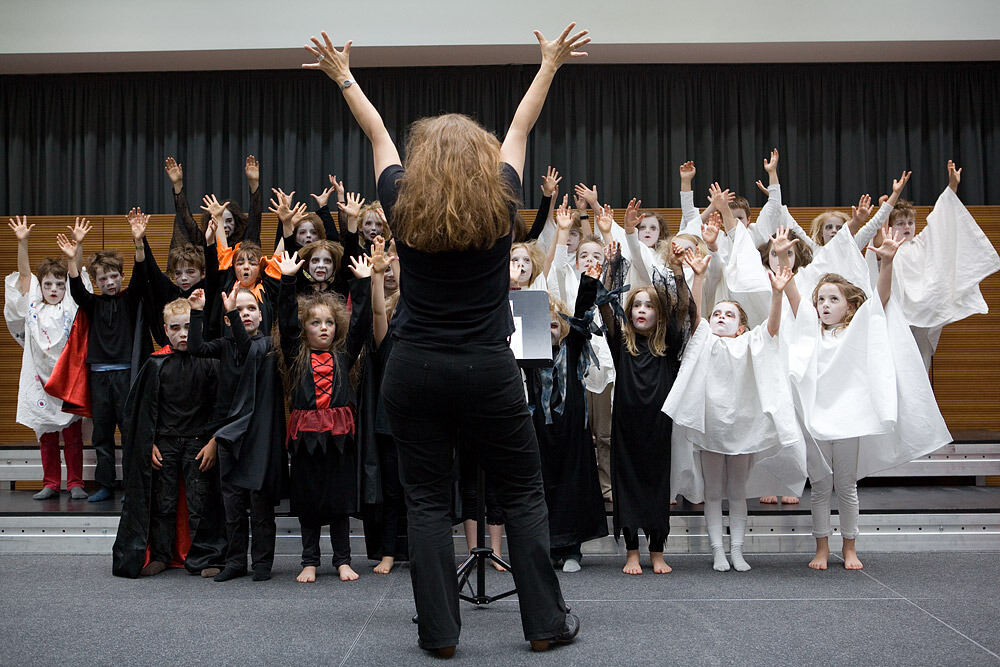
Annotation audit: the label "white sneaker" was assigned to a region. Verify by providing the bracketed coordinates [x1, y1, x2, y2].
[562, 558, 581, 573]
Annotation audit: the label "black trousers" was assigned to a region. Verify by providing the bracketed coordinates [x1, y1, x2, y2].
[458, 448, 505, 525]
[375, 433, 407, 557]
[300, 515, 351, 569]
[150, 436, 209, 564]
[89, 369, 130, 491]
[384, 342, 567, 649]
[221, 479, 276, 571]
[623, 526, 666, 553]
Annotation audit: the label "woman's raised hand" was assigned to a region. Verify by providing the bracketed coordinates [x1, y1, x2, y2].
[303, 32, 353, 85]
[534, 22, 590, 70]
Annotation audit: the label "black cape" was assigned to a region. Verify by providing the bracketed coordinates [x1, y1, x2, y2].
[527, 276, 608, 549]
[212, 336, 288, 500]
[111, 350, 227, 578]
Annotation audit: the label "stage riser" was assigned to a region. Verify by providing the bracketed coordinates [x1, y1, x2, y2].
[3, 514, 997, 555]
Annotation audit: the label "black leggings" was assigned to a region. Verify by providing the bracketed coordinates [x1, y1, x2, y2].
[623, 526, 666, 553]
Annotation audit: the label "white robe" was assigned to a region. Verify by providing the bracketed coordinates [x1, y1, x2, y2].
[785, 239, 952, 482]
[4, 271, 90, 438]
[664, 321, 807, 502]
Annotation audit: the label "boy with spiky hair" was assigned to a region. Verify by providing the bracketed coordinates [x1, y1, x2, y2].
[112, 298, 226, 578]
[57, 209, 154, 502]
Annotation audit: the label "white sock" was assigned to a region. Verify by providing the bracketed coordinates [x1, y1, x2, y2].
[712, 545, 731, 572]
[730, 544, 751, 572]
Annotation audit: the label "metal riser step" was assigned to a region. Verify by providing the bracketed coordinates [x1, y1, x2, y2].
[3, 513, 997, 555]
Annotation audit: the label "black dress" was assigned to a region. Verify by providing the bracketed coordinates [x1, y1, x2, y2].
[277, 274, 371, 522]
[604, 267, 696, 542]
[526, 275, 607, 551]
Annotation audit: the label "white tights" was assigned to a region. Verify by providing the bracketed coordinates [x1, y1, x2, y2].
[809, 438, 860, 540]
[701, 451, 751, 572]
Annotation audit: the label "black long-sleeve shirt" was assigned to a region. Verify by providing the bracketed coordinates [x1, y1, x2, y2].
[70, 267, 144, 366]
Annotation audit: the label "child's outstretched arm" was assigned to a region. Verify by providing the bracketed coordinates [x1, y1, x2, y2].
[164, 156, 203, 250]
[9, 216, 35, 295]
[597, 240, 621, 342]
[546, 198, 574, 278]
[709, 183, 738, 233]
[66, 217, 91, 275]
[528, 166, 560, 243]
[345, 255, 373, 361]
[186, 288, 226, 359]
[767, 265, 793, 337]
[311, 178, 342, 244]
[244, 155, 263, 244]
[869, 225, 903, 308]
[947, 159, 962, 193]
[575, 183, 602, 222]
[370, 236, 394, 347]
[770, 226, 801, 314]
[681, 248, 711, 324]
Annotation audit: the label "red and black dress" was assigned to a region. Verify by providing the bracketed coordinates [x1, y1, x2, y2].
[278, 273, 371, 568]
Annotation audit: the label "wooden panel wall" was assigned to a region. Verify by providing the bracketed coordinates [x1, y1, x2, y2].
[0, 207, 997, 444]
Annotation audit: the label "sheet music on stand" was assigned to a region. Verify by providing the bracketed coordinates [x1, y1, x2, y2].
[508, 290, 553, 369]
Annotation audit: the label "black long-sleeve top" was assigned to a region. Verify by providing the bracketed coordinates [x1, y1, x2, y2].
[70, 265, 144, 366]
[140, 236, 219, 346]
[188, 307, 257, 419]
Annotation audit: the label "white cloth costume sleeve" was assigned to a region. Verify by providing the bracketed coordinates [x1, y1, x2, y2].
[888, 187, 1000, 329]
[4, 271, 88, 437]
[853, 201, 894, 251]
[536, 218, 557, 256]
[665, 322, 807, 502]
[720, 223, 771, 327]
[679, 190, 702, 235]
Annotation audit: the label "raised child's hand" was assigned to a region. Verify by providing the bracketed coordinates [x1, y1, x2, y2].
[868, 225, 903, 261]
[8, 215, 34, 241]
[948, 160, 962, 192]
[892, 170, 912, 195]
[310, 182, 337, 208]
[188, 288, 206, 311]
[555, 199, 573, 230]
[348, 254, 373, 279]
[200, 194, 228, 219]
[68, 217, 93, 243]
[127, 207, 149, 240]
[245, 155, 260, 189]
[623, 198, 642, 235]
[604, 239, 620, 262]
[220, 283, 240, 312]
[338, 192, 365, 219]
[762, 148, 779, 174]
[771, 226, 799, 255]
[596, 204, 614, 237]
[584, 263, 602, 280]
[678, 161, 696, 182]
[277, 250, 304, 276]
[702, 212, 721, 247]
[574, 183, 599, 208]
[708, 182, 731, 210]
[164, 157, 183, 185]
[55, 233, 77, 259]
[768, 264, 793, 292]
[851, 194, 873, 225]
[682, 248, 710, 276]
[541, 166, 562, 197]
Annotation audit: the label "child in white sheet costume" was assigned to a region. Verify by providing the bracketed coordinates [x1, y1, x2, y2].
[780, 221, 951, 570]
[874, 161, 1000, 369]
[663, 212, 807, 573]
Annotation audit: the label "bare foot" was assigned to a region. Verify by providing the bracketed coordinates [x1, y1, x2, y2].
[781, 496, 799, 505]
[808, 537, 829, 570]
[842, 539, 864, 570]
[338, 564, 360, 581]
[670, 500, 677, 506]
[297, 565, 317, 582]
[650, 552, 672, 574]
[623, 550, 642, 575]
[373, 556, 394, 574]
[760, 496, 778, 504]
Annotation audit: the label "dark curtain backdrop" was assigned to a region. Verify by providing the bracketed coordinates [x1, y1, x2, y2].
[1, 61, 998, 215]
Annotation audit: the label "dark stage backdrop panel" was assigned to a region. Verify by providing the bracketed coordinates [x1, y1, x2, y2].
[1, 61, 998, 215]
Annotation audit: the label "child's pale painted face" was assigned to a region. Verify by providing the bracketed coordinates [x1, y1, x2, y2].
[234, 292, 262, 334]
[172, 261, 204, 291]
[821, 216, 845, 244]
[576, 242, 604, 273]
[361, 213, 383, 242]
[630, 290, 658, 332]
[383, 262, 398, 291]
[672, 237, 696, 254]
[296, 221, 319, 246]
[890, 214, 916, 242]
[304, 305, 336, 350]
[733, 208, 750, 227]
[566, 229, 581, 254]
[222, 209, 236, 237]
[510, 247, 533, 286]
[164, 313, 190, 351]
[308, 249, 334, 282]
[768, 244, 798, 273]
[550, 318, 562, 346]
[234, 255, 260, 287]
[815, 283, 850, 327]
[94, 266, 123, 296]
[710, 301, 743, 337]
[637, 216, 660, 248]
[39, 273, 66, 305]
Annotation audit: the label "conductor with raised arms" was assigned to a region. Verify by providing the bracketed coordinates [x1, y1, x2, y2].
[304, 22, 590, 658]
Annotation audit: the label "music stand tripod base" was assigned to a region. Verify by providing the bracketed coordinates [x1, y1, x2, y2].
[456, 467, 517, 605]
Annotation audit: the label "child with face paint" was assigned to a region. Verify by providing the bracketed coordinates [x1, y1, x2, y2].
[779, 222, 951, 571]
[57, 209, 154, 503]
[187, 284, 288, 582]
[5, 216, 93, 500]
[663, 250, 806, 572]
[873, 161, 1000, 369]
[597, 238, 698, 576]
[275, 249, 372, 584]
[509, 240, 548, 291]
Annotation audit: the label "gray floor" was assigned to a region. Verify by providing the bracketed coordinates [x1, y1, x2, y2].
[1, 552, 998, 665]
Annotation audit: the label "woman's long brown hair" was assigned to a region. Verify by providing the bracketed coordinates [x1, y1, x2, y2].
[391, 114, 518, 252]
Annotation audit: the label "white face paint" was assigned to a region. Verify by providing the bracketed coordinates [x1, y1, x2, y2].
[733, 208, 750, 227]
[296, 221, 318, 245]
[40, 273, 67, 305]
[550, 319, 562, 346]
[222, 209, 236, 237]
[637, 216, 660, 248]
[630, 290, 658, 332]
[709, 302, 742, 337]
[567, 229, 581, 254]
[890, 214, 916, 243]
[308, 249, 334, 282]
[575, 242, 604, 273]
[821, 216, 845, 244]
[510, 247, 533, 286]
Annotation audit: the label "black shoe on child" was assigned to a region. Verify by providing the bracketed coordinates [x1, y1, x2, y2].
[252, 566, 272, 582]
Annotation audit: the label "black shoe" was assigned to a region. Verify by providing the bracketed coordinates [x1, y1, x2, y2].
[252, 566, 272, 582]
[213, 566, 247, 582]
[529, 612, 580, 652]
[419, 643, 456, 659]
